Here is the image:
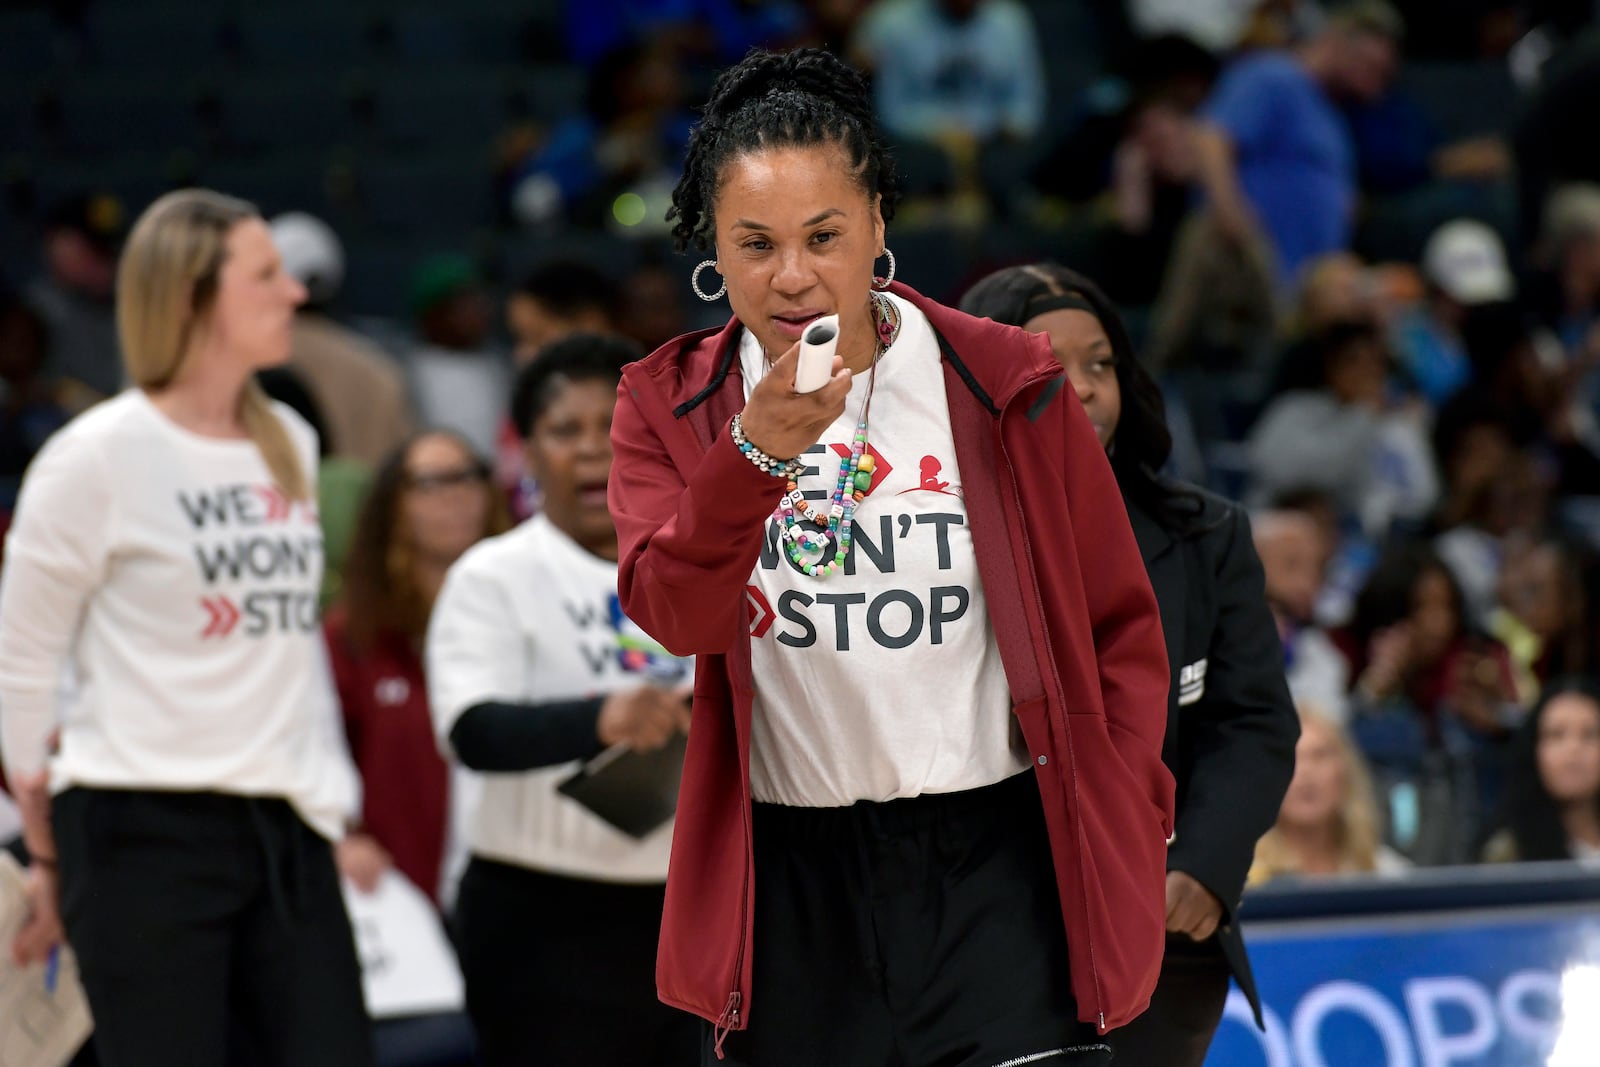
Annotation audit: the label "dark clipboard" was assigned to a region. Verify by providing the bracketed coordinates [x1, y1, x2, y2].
[556, 732, 688, 839]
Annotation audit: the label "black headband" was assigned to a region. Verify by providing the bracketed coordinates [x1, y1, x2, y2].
[1022, 292, 1097, 322]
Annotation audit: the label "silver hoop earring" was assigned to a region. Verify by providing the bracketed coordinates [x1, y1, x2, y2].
[873, 247, 896, 290]
[691, 259, 726, 302]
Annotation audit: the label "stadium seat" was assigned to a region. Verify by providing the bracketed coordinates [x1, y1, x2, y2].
[340, 237, 456, 318]
[228, 10, 381, 70]
[495, 230, 647, 287]
[217, 77, 366, 156]
[884, 225, 975, 305]
[386, 10, 526, 65]
[506, 64, 589, 125]
[0, 9, 64, 93]
[1399, 60, 1521, 143]
[1355, 181, 1518, 264]
[53, 78, 211, 159]
[369, 68, 513, 152]
[199, 153, 345, 219]
[1024, 0, 1106, 139]
[81, 8, 227, 74]
[26, 153, 189, 221]
[352, 156, 496, 236]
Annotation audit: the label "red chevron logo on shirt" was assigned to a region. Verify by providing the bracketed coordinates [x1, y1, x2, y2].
[745, 585, 776, 638]
[828, 443, 892, 494]
[200, 595, 241, 638]
[256, 486, 292, 523]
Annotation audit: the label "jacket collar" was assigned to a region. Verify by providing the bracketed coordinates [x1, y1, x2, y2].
[635, 282, 1061, 418]
[892, 282, 1061, 412]
[1125, 493, 1176, 565]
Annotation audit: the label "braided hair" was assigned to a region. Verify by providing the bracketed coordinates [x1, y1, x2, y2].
[668, 48, 901, 253]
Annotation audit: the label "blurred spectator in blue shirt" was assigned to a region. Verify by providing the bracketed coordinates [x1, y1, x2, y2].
[1194, 3, 1403, 292]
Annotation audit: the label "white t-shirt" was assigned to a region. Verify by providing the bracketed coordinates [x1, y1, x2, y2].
[1285, 625, 1351, 726]
[427, 514, 691, 882]
[0, 391, 358, 840]
[740, 294, 1025, 807]
[1128, 0, 1259, 51]
[1373, 845, 1414, 877]
[0, 790, 20, 845]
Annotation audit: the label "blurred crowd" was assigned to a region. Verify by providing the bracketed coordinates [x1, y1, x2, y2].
[5, 0, 1600, 1060]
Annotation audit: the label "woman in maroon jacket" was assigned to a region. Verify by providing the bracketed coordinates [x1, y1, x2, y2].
[608, 48, 1173, 1067]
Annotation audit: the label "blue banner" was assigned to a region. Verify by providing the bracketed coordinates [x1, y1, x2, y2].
[1205, 905, 1600, 1067]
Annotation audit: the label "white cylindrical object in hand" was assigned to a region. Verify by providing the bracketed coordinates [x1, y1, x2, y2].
[794, 314, 840, 393]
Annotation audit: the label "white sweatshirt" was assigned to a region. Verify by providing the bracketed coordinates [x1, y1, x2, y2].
[0, 391, 358, 839]
[427, 515, 690, 882]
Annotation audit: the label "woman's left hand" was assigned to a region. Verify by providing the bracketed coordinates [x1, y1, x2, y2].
[336, 833, 393, 894]
[11, 863, 63, 967]
[1165, 870, 1224, 942]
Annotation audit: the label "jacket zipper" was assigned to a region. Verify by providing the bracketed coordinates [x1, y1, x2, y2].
[990, 1044, 1113, 1067]
[994, 404, 1107, 1031]
[627, 361, 752, 1062]
[636, 361, 753, 1058]
[712, 990, 742, 1059]
[712, 837, 749, 1059]
[713, 664, 756, 1059]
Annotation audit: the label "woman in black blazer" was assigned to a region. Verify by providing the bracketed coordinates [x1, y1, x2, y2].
[962, 264, 1300, 1067]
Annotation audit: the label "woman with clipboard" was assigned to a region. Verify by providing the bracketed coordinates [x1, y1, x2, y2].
[426, 333, 697, 1067]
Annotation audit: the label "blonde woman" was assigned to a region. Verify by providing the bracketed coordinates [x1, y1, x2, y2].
[0, 190, 373, 1066]
[1248, 708, 1411, 884]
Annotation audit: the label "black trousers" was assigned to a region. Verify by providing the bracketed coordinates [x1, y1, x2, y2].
[1103, 934, 1232, 1067]
[453, 856, 699, 1067]
[53, 788, 374, 1067]
[710, 770, 1111, 1067]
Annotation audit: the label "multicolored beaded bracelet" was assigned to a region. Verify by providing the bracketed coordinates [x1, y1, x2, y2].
[731, 413, 803, 479]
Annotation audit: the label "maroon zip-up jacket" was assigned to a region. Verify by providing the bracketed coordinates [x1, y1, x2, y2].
[609, 284, 1174, 1046]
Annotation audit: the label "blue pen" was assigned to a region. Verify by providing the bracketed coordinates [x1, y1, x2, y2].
[44, 945, 59, 994]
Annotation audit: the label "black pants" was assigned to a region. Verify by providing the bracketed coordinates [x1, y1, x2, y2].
[1104, 934, 1232, 1067]
[53, 788, 374, 1067]
[711, 770, 1111, 1067]
[453, 857, 699, 1067]
[373, 1012, 478, 1067]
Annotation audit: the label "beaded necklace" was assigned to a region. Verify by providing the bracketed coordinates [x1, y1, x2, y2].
[775, 293, 901, 578]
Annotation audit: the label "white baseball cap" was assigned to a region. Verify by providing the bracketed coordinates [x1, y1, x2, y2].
[269, 212, 345, 306]
[1422, 219, 1513, 306]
